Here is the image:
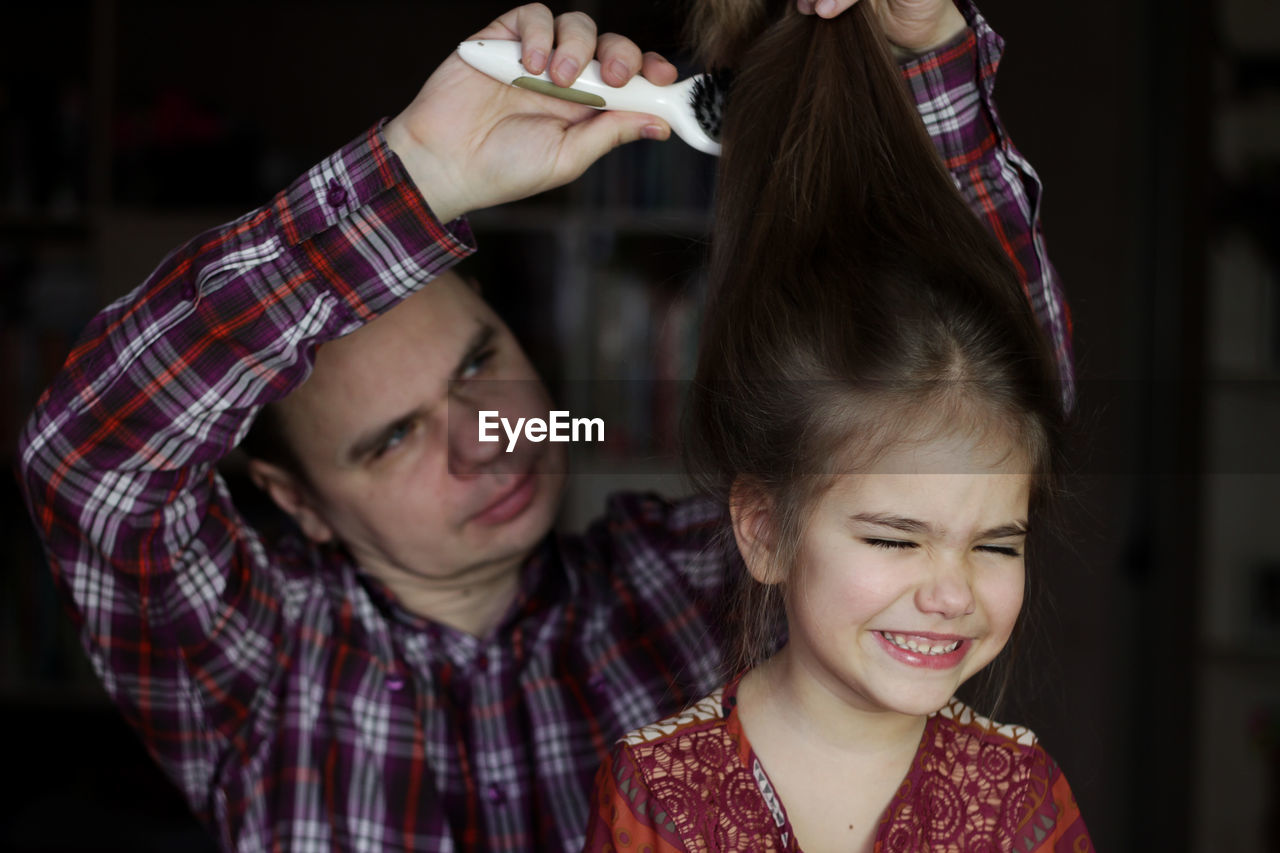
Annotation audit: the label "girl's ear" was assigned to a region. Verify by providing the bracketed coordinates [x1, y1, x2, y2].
[729, 477, 782, 585]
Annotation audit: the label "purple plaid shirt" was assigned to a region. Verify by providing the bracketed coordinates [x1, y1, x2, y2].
[18, 5, 1069, 850]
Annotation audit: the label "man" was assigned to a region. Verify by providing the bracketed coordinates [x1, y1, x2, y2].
[18, 1, 1070, 849]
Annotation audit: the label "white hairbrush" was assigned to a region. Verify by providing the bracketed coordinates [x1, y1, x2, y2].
[457, 38, 727, 156]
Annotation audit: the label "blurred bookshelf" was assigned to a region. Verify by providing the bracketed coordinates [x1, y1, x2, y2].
[1196, 0, 1280, 849]
[2, 0, 713, 848]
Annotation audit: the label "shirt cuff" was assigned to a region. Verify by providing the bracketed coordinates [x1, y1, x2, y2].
[269, 122, 478, 320]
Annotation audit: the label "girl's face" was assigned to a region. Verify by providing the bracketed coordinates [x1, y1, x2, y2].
[779, 429, 1031, 720]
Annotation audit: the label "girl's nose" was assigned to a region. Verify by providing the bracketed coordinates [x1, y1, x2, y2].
[914, 554, 976, 619]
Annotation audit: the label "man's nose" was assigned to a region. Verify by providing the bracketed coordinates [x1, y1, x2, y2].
[446, 398, 505, 477]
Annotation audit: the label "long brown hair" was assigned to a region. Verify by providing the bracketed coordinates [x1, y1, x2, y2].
[683, 2, 1065, 709]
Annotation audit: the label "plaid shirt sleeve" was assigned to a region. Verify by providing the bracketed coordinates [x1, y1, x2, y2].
[902, 0, 1075, 405]
[16, 124, 474, 816]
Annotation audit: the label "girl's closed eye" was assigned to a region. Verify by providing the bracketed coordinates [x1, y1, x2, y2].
[863, 539, 1023, 556]
[975, 543, 1022, 557]
[865, 538, 918, 551]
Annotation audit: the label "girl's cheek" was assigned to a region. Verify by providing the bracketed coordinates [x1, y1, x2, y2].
[987, 574, 1025, 633]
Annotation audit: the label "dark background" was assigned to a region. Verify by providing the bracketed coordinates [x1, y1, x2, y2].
[2, 1, 1277, 851]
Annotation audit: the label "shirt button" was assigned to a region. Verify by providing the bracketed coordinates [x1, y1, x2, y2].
[485, 784, 505, 805]
[326, 179, 347, 207]
[588, 674, 606, 693]
[386, 674, 405, 692]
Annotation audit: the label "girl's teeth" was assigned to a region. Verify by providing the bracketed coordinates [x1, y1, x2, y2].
[882, 632, 961, 655]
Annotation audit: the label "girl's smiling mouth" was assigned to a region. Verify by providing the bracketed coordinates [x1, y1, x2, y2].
[874, 631, 971, 669]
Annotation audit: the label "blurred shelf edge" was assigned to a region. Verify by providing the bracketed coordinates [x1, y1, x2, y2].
[1200, 642, 1280, 666]
[469, 205, 710, 236]
[1207, 368, 1280, 384]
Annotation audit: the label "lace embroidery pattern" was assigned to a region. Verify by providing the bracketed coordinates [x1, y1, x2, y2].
[935, 696, 1037, 746]
[621, 714, 791, 851]
[603, 688, 1091, 852]
[622, 689, 724, 747]
[877, 698, 1060, 852]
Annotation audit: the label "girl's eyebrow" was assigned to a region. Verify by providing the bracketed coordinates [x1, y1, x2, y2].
[850, 513, 1029, 540]
[978, 523, 1030, 540]
[851, 513, 930, 535]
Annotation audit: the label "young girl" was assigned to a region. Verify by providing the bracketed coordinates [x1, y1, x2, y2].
[582, 2, 1093, 851]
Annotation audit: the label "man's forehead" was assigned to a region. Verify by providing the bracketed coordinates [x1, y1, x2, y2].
[285, 277, 492, 426]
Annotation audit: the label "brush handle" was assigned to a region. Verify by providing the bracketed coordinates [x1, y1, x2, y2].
[457, 38, 695, 117]
[456, 38, 722, 156]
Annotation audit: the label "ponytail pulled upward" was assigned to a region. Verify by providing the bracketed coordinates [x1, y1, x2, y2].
[683, 2, 1065, 687]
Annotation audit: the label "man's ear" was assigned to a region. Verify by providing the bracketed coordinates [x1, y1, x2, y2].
[729, 477, 781, 585]
[247, 459, 335, 544]
[459, 269, 483, 295]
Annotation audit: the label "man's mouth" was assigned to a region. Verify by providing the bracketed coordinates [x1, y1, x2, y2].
[471, 468, 538, 525]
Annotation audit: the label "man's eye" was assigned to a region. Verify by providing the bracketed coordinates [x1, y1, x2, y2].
[460, 348, 496, 380]
[976, 544, 1022, 557]
[865, 539, 917, 551]
[374, 422, 414, 459]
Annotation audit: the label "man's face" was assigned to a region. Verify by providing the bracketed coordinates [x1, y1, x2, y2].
[265, 272, 567, 599]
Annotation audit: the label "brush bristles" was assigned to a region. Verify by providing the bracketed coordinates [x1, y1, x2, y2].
[689, 70, 734, 141]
